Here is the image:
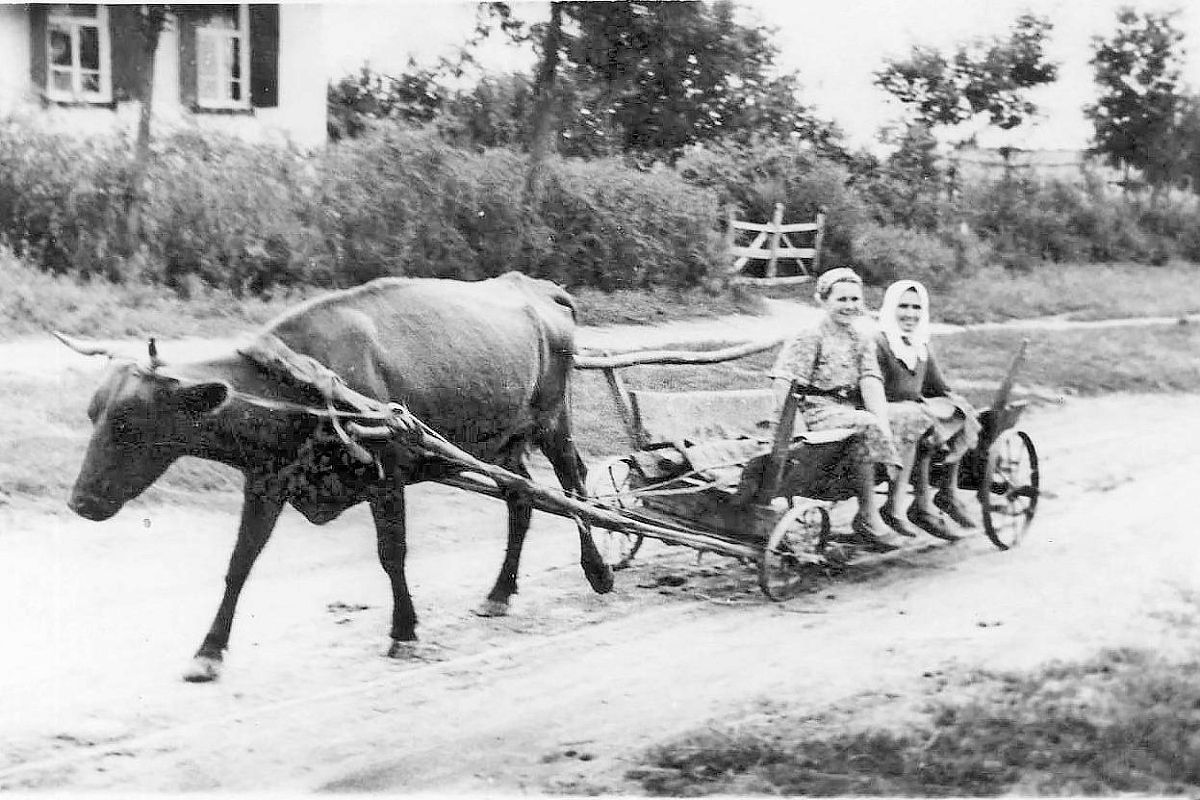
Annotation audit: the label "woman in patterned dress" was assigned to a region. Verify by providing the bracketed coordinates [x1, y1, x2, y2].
[770, 267, 903, 553]
[876, 280, 981, 539]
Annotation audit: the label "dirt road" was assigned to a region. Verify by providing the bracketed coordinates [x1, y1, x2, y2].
[0, 387, 1196, 792]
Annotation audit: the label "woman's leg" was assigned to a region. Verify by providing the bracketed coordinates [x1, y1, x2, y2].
[852, 460, 900, 552]
[907, 436, 959, 541]
[882, 442, 921, 537]
[935, 460, 976, 528]
[911, 435, 939, 516]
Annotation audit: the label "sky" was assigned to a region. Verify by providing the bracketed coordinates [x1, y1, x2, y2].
[321, 0, 1200, 153]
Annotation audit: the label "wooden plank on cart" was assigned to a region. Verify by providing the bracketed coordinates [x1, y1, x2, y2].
[629, 388, 777, 447]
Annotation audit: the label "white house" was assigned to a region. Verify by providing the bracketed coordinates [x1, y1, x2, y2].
[0, 3, 327, 149]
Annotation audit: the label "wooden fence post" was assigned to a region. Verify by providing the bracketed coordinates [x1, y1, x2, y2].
[811, 207, 827, 275]
[766, 202, 784, 278]
[725, 205, 737, 266]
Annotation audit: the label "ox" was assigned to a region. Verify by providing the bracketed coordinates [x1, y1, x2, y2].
[63, 272, 613, 682]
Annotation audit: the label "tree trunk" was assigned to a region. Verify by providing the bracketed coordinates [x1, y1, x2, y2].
[125, 6, 167, 253]
[525, 2, 563, 199]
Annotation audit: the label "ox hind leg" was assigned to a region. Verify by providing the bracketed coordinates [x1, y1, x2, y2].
[368, 481, 419, 657]
[476, 456, 534, 617]
[184, 484, 284, 683]
[539, 410, 614, 595]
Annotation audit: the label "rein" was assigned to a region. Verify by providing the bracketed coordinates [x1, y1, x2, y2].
[223, 388, 395, 422]
[221, 386, 412, 468]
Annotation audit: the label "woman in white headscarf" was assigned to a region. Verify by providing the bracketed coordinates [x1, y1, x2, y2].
[875, 280, 980, 539]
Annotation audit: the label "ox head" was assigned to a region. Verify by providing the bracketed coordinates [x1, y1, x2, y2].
[56, 333, 231, 521]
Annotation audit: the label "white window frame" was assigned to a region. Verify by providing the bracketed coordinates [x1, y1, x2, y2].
[44, 4, 112, 104]
[195, 4, 251, 111]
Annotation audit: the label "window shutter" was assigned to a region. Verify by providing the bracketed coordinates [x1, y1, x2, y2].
[177, 10, 197, 109]
[249, 4, 279, 108]
[29, 5, 47, 91]
[108, 5, 145, 102]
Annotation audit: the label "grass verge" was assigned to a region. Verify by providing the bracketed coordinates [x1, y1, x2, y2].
[628, 646, 1200, 796]
[927, 261, 1200, 325]
[740, 262, 1200, 326]
[0, 251, 306, 339]
[1, 250, 758, 340]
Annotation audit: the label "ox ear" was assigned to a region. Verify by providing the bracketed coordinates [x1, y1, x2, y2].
[175, 382, 231, 415]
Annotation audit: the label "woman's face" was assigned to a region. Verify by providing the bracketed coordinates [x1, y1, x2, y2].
[895, 288, 923, 333]
[821, 280, 863, 323]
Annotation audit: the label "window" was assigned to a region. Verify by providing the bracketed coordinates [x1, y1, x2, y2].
[195, 5, 250, 110]
[45, 4, 111, 103]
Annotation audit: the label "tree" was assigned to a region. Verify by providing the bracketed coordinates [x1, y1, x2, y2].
[561, 1, 834, 159]
[327, 62, 445, 141]
[525, 1, 564, 195]
[470, 1, 840, 163]
[1085, 9, 1189, 192]
[125, 5, 171, 248]
[875, 14, 1058, 136]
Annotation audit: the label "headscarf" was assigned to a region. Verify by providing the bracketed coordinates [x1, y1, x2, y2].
[879, 280, 931, 372]
[815, 266, 862, 299]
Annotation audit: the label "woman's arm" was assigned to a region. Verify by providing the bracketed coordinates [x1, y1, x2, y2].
[858, 334, 894, 440]
[860, 376, 893, 439]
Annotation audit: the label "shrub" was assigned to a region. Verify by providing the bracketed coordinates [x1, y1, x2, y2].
[535, 159, 720, 289]
[141, 131, 326, 293]
[314, 127, 722, 289]
[0, 118, 129, 278]
[850, 223, 960, 288]
[0, 122, 725, 294]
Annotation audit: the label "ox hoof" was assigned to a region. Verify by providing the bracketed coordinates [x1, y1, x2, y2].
[473, 599, 510, 618]
[182, 655, 222, 683]
[388, 638, 422, 657]
[585, 563, 615, 595]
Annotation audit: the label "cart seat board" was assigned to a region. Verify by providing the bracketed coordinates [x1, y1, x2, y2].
[628, 388, 778, 446]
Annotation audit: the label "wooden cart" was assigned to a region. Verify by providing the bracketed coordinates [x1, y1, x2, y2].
[570, 338, 1040, 599]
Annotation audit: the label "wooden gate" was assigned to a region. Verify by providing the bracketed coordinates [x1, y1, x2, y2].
[726, 203, 825, 286]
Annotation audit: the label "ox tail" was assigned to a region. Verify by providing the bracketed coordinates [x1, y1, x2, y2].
[546, 283, 577, 323]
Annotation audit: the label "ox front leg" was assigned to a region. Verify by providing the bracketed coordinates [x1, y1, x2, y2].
[184, 485, 284, 683]
[476, 462, 534, 618]
[369, 487, 418, 657]
[540, 417, 614, 595]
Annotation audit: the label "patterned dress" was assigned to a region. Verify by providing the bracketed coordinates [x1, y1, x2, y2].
[770, 315, 901, 468]
[875, 333, 980, 464]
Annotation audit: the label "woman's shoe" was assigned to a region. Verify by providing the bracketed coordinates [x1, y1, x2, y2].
[850, 517, 901, 553]
[906, 505, 961, 542]
[934, 491, 977, 528]
[880, 507, 919, 538]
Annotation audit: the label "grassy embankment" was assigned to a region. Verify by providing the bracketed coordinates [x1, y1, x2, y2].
[628, 639, 1200, 796]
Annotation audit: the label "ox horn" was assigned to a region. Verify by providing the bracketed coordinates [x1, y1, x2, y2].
[52, 330, 119, 359]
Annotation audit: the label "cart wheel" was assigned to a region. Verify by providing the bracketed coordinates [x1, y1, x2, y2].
[979, 430, 1040, 551]
[585, 457, 644, 569]
[759, 503, 829, 601]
